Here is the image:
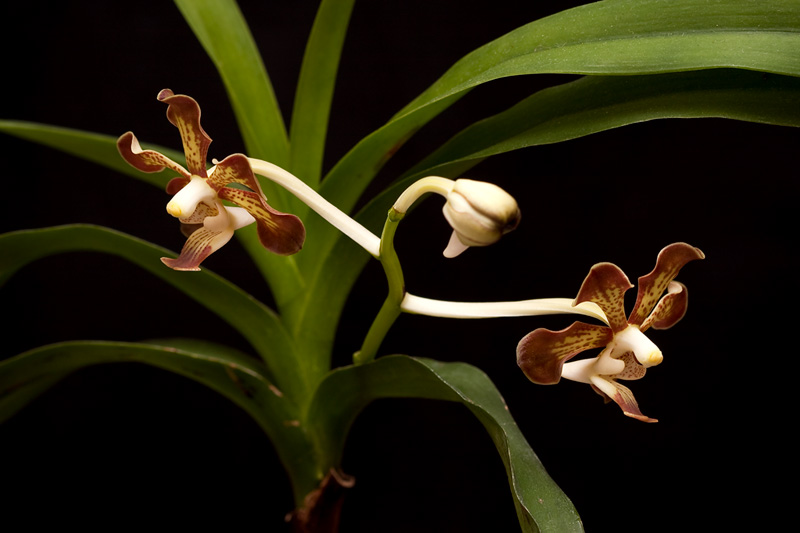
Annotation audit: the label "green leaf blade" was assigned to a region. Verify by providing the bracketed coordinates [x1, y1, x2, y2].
[307, 355, 583, 532]
[0, 120, 182, 189]
[173, 0, 288, 167]
[289, 0, 356, 188]
[406, 69, 800, 179]
[0, 224, 314, 403]
[0, 340, 320, 502]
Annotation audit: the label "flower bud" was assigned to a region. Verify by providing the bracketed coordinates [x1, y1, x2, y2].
[441, 179, 521, 257]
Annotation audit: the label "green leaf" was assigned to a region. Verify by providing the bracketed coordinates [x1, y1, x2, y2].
[174, 0, 308, 314]
[312, 0, 800, 259]
[0, 340, 320, 503]
[173, 0, 288, 167]
[297, 69, 800, 366]
[0, 224, 316, 403]
[306, 355, 583, 532]
[0, 120, 182, 189]
[0, 372, 67, 424]
[289, 0, 356, 188]
[405, 69, 800, 180]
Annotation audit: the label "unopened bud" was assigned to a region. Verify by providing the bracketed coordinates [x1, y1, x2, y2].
[441, 179, 520, 258]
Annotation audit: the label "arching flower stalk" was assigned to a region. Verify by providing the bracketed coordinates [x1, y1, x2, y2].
[117, 89, 305, 271]
[516, 243, 705, 422]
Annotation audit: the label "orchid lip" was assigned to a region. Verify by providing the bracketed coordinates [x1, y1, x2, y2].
[166, 175, 216, 219]
[612, 325, 663, 368]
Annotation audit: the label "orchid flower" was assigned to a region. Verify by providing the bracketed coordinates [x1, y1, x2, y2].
[117, 89, 305, 271]
[392, 176, 521, 257]
[516, 243, 705, 422]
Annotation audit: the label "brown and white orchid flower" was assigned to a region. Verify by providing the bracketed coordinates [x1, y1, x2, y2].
[517, 243, 705, 422]
[117, 89, 305, 271]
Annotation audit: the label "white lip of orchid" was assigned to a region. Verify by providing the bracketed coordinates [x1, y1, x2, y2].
[166, 175, 216, 219]
[560, 357, 600, 384]
[611, 324, 664, 367]
[560, 349, 625, 384]
[203, 201, 255, 232]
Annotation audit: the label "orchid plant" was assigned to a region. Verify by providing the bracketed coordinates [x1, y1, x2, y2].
[1, 1, 799, 531]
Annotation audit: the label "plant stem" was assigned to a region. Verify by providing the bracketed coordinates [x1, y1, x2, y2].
[400, 294, 608, 323]
[353, 209, 405, 365]
[247, 157, 381, 257]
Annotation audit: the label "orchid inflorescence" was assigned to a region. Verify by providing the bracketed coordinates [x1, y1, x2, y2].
[118, 89, 704, 422]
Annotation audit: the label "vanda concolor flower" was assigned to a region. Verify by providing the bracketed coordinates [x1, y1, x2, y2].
[441, 179, 520, 258]
[517, 243, 704, 422]
[117, 89, 305, 271]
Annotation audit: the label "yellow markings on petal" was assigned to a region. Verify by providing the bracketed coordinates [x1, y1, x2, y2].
[166, 200, 183, 217]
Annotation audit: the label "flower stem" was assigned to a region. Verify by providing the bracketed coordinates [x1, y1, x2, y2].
[353, 209, 405, 365]
[247, 158, 381, 257]
[400, 294, 608, 323]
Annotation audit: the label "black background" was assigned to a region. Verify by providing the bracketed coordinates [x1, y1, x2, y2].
[1, 1, 795, 531]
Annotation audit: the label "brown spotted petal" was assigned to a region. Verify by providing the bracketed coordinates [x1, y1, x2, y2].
[157, 89, 211, 178]
[640, 281, 689, 332]
[117, 131, 190, 177]
[161, 224, 233, 271]
[166, 176, 191, 195]
[207, 153, 267, 195]
[517, 322, 614, 385]
[589, 375, 657, 423]
[628, 243, 705, 326]
[574, 263, 633, 333]
[218, 187, 305, 256]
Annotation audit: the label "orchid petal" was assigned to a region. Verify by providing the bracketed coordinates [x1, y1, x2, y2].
[589, 375, 657, 423]
[161, 226, 232, 271]
[641, 281, 689, 332]
[157, 89, 211, 178]
[574, 262, 633, 333]
[614, 351, 647, 381]
[207, 153, 266, 195]
[116, 131, 189, 178]
[628, 242, 705, 326]
[442, 230, 469, 258]
[217, 187, 305, 256]
[161, 208, 235, 271]
[517, 322, 613, 385]
[179, 201, 218, 225]
[166, 176, 191, 195]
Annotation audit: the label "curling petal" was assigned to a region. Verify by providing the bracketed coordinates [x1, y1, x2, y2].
[161, 225, 233, 271]
[628, 243, 704, 326]
[207, 153, 266, 194]
[157, 89, 211, 178]
[589, 375, 657, 423]
[117, 131, 189, 177]
[517, 322, 613, 385]
[217, 187, 305, 255]
[574, 262, 633, 333]
[641, 281, 689, 332]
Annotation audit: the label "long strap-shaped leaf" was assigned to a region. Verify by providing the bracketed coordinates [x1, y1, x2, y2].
[404, 69, 800, 180]
[306, 355, 583, 532]
[173, 0, 307, 302]
[173, 0, 288, 168]
[294, 69, 800, 376]
[0, 340, 319, 503]
[289, 0, 356, 189]
[306, 0, 800, 276]
[0, 225, 315, 403]
[0, 121, 183, 188]
[0, 121, 305, 319]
